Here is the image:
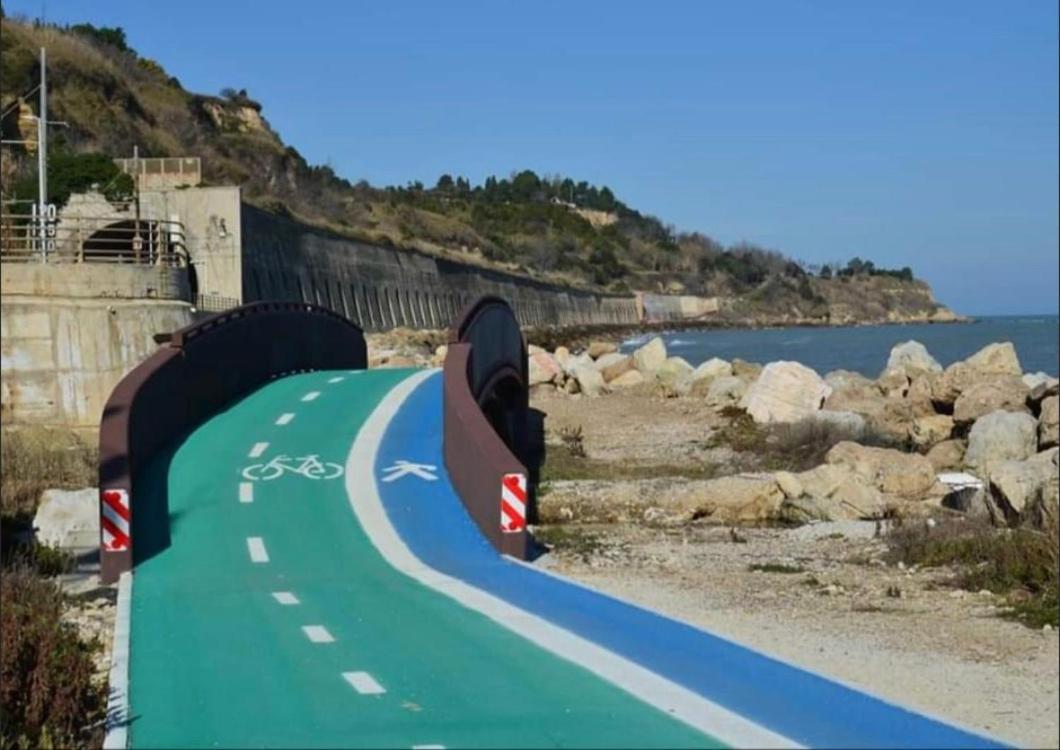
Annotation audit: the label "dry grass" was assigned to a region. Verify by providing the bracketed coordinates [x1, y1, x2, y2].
[887, 516, 1059, 628]
[709, 408, 900, 472]
[0, 427, 97, 522]
[539, 444, 722, 483]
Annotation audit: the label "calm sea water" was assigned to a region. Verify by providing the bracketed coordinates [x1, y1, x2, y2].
[620, 316, 1060, 377]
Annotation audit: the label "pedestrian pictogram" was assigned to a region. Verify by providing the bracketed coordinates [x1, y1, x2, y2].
[381, 460, 438, 482]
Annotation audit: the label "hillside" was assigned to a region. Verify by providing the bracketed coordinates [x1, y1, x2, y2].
[0, 16, 957, 324]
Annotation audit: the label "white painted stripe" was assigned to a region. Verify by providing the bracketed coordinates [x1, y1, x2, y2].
[102, 572, 132, 750]
[501, 491, 526, 516]
[238, 482, 254, 504]
[276, 413, 295, 426]
[302, 625, 335, 643]
[328, 376, 345, 384]
[101, 501, 130, 534]
[248, 442, 269, 458]
[343, 671, 385, 695]
[301, 391, 321, 402]
[247, 537, 269, 563]
[272, 592, 300, 605]
[344, 370, 796, 749]
[412, 745, 445, 749]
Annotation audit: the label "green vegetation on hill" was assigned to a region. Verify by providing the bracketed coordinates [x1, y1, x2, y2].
[0, 15, 951, 321]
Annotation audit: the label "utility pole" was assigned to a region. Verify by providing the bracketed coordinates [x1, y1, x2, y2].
[37, 46, 48, 260]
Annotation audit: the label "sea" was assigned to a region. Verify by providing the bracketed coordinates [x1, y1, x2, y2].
[620, 315, 1060, 378]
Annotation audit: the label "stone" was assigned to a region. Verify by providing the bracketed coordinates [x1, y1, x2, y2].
[704, 375, 747, 409]
[825, 370, 876, 390]
[564, 352, 594, 375]
[885, 340, 943, 377]
[598, 354, 635, 383]
[926, 439, 967, 472]
[587, 341, 618, 359]
[1039, 396, 1059, 450]
[654, 369, 694, 398]
[964, 410, 1039, 477]
[787, 464, 887, 520]
[1029, 378, 1059, 407]
[33, 488, 99, 550]
[609, 369, 646, 389]
[563, 377, 580, 395]
[572, 363, 607, 397]
[527, 344, 545, 355]
[378, 355, 419, 368]
[825, 441, 937, 500]
[952, 376, 1030, 424]
[909, 415, 955, 449]
[740, 361, 832, 424]
[934, 342, 1023, 405]
[877, 368, 911, 399]
[660, 356, 695, 377]
[823, 380, 887, 420]
[687, 474, 785, 524]
[731, 358, 763, 381]
[632, 337, 667, 373]
[988, 448, 1060, 523]
[432, 344, 448, 367]
[1023, 371, 1056, 391]
[528, 350, 563, 386]
[774, 471, 803, 499]
[810, 410, 867, 437]
[553, 346, 571, 368]
[691, 357, 732, 383]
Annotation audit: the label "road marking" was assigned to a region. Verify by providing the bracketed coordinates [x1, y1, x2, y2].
[248, 442, 269, 458]
[343, 671, 385, 695]
[276, 413, 295, 426]
[412, 745, 445, 749]
[381, 460, 438, 483]
[327, 376, 345, 384]
[302, 625, 335, 643]
[345, 369, 796, 749]
[238, 482, 254, 504]
[272, 592, 299, 605]
[301, 391, 321, 402]
[246, 537, 269, 563]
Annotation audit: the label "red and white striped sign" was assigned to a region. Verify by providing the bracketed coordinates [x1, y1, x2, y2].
[101, 488, 131, 551]
[501, 473, 527, 533]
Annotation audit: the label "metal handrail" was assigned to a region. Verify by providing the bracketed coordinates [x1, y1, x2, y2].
[0, 212, 188, 266]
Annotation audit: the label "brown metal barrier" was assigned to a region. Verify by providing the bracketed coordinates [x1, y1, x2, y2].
[443, 297, 531, 559]
[98, 301, 368, 583]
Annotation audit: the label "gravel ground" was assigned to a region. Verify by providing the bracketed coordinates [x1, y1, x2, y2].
[536, 522, 1059, 749]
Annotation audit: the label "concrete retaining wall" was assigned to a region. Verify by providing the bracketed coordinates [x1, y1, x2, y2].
[636, 292, 720, 322]
[241, 205, 639, 329]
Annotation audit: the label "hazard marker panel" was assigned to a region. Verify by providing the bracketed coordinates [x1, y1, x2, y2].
[101, 488, 131, 551]
[501, 473, 527, 533]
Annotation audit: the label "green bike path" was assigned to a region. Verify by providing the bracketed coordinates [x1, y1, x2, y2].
[129, 368, 719, 748]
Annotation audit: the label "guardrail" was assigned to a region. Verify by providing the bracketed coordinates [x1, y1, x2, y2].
[443, 296, 531, 559]
[98, 301, 368, 583]
[0, 212, 187, 266]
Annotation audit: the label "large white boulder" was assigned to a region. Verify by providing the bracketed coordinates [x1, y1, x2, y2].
[691, 357, 732, 383]
[884, 340, 942, 376]
[528, 350, 563, 386]
[952, 376, 1029, 424]
[825, 441, 938, 500]
[1039, 395, 1059, 450]
[587, 341, 618, 359]
[934, 342, 1023, 405]
[964, 410, 1039, 477]
[632, 337, 667, 373]
[572, 363, 607, 397]
[988, 448, 1059, 522]
[33, 488, 99, 550]
[704, 375, 747, 409]
[740, 361, 832, 424]
[596, 353, 635, 383]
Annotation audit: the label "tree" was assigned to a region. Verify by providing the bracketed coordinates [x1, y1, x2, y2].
[819, 264, 833, 279]
[435, 174, 454, 192]
[70, 24, 130, 53]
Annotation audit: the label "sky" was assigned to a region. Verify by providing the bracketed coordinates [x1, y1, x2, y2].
[9, 0, 1059, 315]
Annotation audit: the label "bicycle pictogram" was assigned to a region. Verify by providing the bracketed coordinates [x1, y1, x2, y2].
[242, 454, 344, 481]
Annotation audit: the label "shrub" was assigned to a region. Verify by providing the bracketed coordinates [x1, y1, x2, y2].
[0, 567, 105, 749]
[0, 427, 96, 522]
[887, 516, 1059, 628]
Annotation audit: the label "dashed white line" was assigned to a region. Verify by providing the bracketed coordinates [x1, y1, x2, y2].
[275, 413, 295, 426]
[246, 537, 269, 563]
[343, 671, 385, 694]
[271, 592, 299, 606]
[248, 442, 269, 458]
[327, 376, 345, 384]
[301, 391, 321, 402]
[412, 745, 445, 749]
[238, 482, 254, 504]
[302, 625, 335, 643]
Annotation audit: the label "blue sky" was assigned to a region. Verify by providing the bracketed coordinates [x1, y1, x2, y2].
[9, 0, 1058, 314]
